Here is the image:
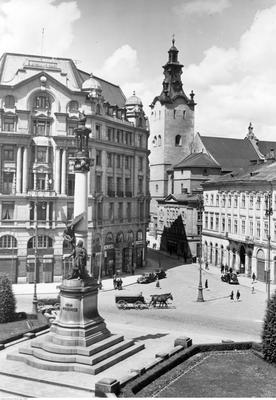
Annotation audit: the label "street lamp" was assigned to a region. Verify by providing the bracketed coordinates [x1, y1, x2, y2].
[265, 190, 273, 302]
[197, 195, 204, 302]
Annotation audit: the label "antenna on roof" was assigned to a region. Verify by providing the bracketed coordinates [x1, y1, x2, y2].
[41, 27, 45, 57]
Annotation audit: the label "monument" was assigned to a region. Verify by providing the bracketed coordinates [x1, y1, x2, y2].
[7, 113, 144, 374]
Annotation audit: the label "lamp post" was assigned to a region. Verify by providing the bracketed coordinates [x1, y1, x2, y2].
[197, 195, 204, 302]
[265, 190, 273, 302]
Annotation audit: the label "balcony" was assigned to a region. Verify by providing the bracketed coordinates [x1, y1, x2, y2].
[107, 190, 115, 197]
[125, 191, 132, 197]
[116, 191, 124, 197]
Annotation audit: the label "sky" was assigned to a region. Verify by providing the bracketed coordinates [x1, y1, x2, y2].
[1, 0, 276, 140]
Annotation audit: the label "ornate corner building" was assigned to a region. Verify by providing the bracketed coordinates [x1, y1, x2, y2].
[0, 53, 150, 283]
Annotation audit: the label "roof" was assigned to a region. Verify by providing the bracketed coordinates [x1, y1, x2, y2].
[203, 160, 276, 187]
[256, 140, 276, 157]
[0, 52, 126, 107]
[199, 135, 259, 172]
[78, 70, 125, 107]
[173, 152, 220, 169]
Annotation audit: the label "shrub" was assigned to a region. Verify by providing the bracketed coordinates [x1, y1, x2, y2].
[0, 274, 16, 323]
[262, 291, 276, 363]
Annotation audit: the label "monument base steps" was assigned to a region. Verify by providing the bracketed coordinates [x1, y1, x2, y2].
[7, 342, 145, 374]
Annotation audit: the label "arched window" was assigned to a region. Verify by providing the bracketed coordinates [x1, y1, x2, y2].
[4, 95, 15, 108]
[27, 235, 53, 249]
[105, 232, 114, 244]
[0, 235, 17, 248]
[175, 135, 182, 146]
[116, 232, 124, 243]
[68, 100, 79, 113]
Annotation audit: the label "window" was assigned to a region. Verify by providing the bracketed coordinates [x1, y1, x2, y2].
[125, 178, 131, 197]
[264, 221, 269, 239]
[127, 203, 131, 222]
[241, 219, 246, 234]
[215, 215, 219, 230]
[256, 196, 261, 210]
[241, 194, 246, 208]
[107, 177, 114, 197]
[67, 120, 78, 136]
[139, 201, 144, 220]
[28, 235, 53, 249]
[109, 203, 114, 222]
[2, 202, 14, 221]
[205, 194, 209, 204]
[96, 175, 102, 193]
[138, 157, 143, 171]
[3, 146, 15, 161]
[116, 177, 123, 196]
[210, 194, 214, 205]
[96, 150, 102, 166]
[197, 211, 202, 222]
[4, 95, 15, 108]
[37, 173, 46, 190]
[175, 135, 182, 146]
[68, 101, 78, 112]
[250, 195, 254, 209]
[118, 203, 123, 222]
[249, 219, 253, 236]
[234, 219, 238, 234]
[37, 146, 47, 163]
[2, 117, 15, 132]
[116, 130, 121, 143]
[95, 124, 101, 139]
[138, 135, 142, 147]
[138, 176, 143, 193]
[216, 194, 219, 206]
[116, 155, 121, 168]
[34, 94, 50, 109]
[37, 202, 47, 220]
[3, 172, 13, 194]
[97, 202, 103, 224]
[256, 220, 261, 238]
[107, 153, 112, 168]
[0, 235, 17, 248]
[67, 203, 74, 221]
[234, 195, 238, 208]
[204, 213, 208, 229]
[228, 195, 231, 207]
[125, 156, 129, 169]
[228, 217, 231, 233]
[222, 195, 226, 207]
[67, 175, 75, 196]
[210, 214, 214, 230]
[156, 184, 159, 193]
[222, 217, 225, 232]
[33, 119, 50, 136]
[107, 127, 114, 141]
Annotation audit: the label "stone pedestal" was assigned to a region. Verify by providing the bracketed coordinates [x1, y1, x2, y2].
[7, 278, 144, 374]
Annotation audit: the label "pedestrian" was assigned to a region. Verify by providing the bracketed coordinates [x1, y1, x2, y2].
[156, 278, 160, 288]
[221, 264, 224, 274]
[251, 282, 255, 294]
[236, 290, 240, 301]
[230, 290, 234, 300]
[252, 272, 256, 282]
[205, 279, 208, 289]
[205, 261, 209, 270]
[113, 274, 117, 289]
[117, 278, 123, 290]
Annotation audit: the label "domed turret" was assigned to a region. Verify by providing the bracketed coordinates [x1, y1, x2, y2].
[125, 91, 143, 107]
[82, 74, 102, 99]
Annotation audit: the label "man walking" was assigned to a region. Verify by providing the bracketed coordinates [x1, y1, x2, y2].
[236, 290, 241, 301]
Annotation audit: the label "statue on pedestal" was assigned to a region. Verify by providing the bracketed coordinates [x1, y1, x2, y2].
[67, 239, 89, 280]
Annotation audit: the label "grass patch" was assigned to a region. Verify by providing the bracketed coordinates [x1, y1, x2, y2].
[136, 350, 276, 398]
[0, 313, 49, 344]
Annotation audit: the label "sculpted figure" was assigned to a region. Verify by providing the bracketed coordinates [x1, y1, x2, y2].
[67, 239, 89, 280]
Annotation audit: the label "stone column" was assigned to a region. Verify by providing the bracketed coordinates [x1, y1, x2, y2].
[74, 170, 88, 247]
[236, 252, 240, 273]
[55, 148, 61, 194]
[16, 147, 22, 194]
[22, 147, 28, 194]
[61, 149, 67, 195]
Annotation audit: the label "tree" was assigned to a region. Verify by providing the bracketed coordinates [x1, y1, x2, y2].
[0, 274, 16, 323]
[262, 291, 276, 363]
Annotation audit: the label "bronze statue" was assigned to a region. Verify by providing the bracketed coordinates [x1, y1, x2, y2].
[67, 239, 89, 280]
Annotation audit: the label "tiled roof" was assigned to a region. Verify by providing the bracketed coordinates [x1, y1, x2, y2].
[173, 152, 220, 169]
[257, 140, 276, 157]
[203, 160, 276, 186]
[199, 136, 259, 171]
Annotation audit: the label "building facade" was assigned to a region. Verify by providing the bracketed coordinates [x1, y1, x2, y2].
[0, 52, 150, 283]
[202, 161, 276, 283]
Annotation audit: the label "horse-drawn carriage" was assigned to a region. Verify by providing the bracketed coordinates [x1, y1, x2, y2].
[115, 293, 173, 310]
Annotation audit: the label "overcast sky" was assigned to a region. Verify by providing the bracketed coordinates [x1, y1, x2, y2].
[1, 0, 276, 140]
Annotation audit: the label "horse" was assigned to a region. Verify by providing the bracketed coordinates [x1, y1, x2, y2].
[149, 293, 173, 308]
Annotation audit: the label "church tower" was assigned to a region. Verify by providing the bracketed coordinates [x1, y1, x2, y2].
[149, 39, 196, 234]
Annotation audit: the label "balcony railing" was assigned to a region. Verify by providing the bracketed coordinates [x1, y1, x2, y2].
[116, 191, 124, 197]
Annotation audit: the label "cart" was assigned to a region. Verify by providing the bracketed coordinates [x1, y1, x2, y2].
[115, 294, 148, 310]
